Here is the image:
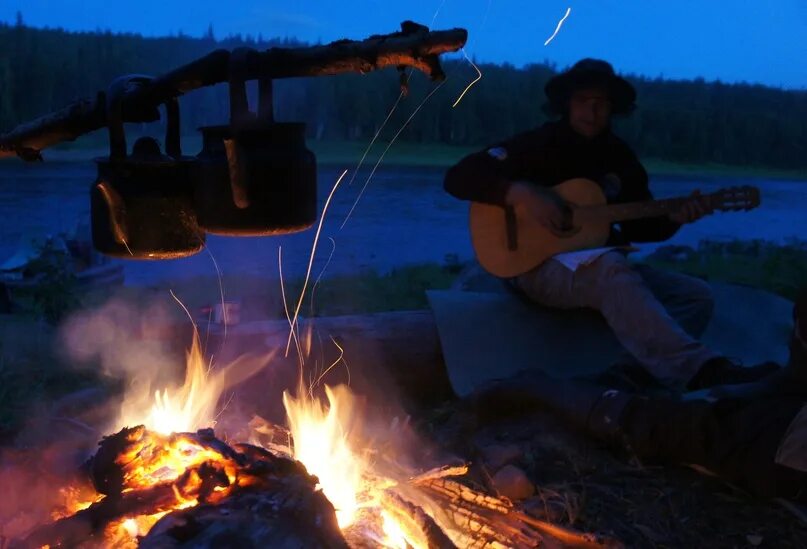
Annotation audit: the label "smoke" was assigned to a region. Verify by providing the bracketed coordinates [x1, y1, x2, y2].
[60, 295, 277, 435]
[59, 297, 191, 432]
[62, 298, 180, 379]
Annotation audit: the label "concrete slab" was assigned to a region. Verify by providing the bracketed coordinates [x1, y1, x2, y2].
[428, 283, 793, 397]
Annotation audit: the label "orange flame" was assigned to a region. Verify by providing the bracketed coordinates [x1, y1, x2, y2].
[283, 385, 365, 528]
[116, 329, 272, 436]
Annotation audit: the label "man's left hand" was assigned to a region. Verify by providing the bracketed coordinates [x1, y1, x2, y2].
[669, 190, 713, 224]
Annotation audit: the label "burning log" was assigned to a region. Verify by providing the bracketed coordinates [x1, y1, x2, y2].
[13, 417, 625, 548]
[10, 331, 621, 548]
[0, 22, 467, 160]
[15, 427, 347, 548]
[380, 492, 456, 549]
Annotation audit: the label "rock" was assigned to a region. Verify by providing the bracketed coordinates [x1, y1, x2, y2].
[491, 465, 534, 501]
[480, 443, 523, 471]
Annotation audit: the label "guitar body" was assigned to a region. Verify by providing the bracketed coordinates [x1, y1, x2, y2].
[469, 178, 612, 277]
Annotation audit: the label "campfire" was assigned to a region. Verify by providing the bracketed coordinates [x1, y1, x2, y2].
[7, 322, 621, 549]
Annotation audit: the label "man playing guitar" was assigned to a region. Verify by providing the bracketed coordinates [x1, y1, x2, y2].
[444, 58, 774, 391]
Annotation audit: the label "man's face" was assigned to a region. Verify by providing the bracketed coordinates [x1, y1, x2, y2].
[568, 87, 612, 138]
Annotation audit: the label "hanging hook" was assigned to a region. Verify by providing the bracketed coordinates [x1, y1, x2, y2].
[398, 65, 409, 97]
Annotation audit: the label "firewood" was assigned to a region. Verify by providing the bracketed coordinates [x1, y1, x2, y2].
[509, 511, 625, 549]
[13, 426, 346, 549]
[410, 464, 471, 484]
[381, 491, 457, 549]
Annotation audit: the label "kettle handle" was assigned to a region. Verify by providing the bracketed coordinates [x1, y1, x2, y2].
[107, 74, 182, 159]
[226, 48, 261, 208]
[228, 47, 255, 127]
[165, 97, 182, 158]
[106, 75, 154, 160]
[227, 47, 274, 123]
[258, 76, 274, 123]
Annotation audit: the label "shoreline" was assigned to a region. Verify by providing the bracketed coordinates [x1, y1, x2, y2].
[5, 139, 806, 182]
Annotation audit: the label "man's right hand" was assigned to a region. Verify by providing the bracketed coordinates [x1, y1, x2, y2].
[505, 181, 575, 234]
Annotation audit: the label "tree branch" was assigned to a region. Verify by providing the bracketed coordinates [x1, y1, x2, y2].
[0, 21, 467, 160]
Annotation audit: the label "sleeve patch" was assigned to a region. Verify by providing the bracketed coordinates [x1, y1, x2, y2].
[486, 147, 508, 161]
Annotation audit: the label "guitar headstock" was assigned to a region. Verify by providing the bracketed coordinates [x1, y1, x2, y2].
[710, 186, 761, 212]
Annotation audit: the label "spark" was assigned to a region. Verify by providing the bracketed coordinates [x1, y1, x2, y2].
[347, 89, 406, 188]
[279, 246, 305, 372]
[309, 237, 337, 317]
[200, 241, 228, 351]
[286, 170, 349, 354]
[213, 391, 235, 423]
[169, 289, 197, 332]
[341, 80, 446, 229]
[96, 181, 134, 256]
[544, 7, 571, 46]
[452, 48, 483, 108]
[481, 0, 493, 29]
[430, 0, 448, 28]
[168, 288, 215, 373]
[311, 336, 350, 393]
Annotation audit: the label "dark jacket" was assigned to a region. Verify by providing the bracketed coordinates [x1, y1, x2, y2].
[443, 120, 680, 244]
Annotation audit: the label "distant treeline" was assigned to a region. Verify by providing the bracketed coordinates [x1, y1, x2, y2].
[1, 18, 806, 169]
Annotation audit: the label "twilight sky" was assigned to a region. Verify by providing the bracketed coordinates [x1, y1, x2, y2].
[2, 0, 805, 89]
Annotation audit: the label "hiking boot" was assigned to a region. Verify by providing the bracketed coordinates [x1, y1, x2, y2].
[686, 356, 780, 391]
[468, 370, 633, 444]
[584, 361, 672, 396]
[696, 291, 807, 398]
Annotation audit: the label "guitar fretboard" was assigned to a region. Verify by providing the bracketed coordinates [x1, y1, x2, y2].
[591, 194, 718, 223]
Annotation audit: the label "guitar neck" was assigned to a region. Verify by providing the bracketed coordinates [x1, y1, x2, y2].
[595, 195, 713, 223]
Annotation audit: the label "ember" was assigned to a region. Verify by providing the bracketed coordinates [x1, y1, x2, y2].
[23, 426, 347, 548]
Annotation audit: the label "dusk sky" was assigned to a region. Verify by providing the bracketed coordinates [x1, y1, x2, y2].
[1, 0, 806, 89]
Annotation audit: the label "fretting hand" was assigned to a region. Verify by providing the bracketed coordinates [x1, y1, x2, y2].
[669, 190, 714, 224]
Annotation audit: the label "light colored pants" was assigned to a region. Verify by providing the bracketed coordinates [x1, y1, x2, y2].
[516, 251, 717, 388]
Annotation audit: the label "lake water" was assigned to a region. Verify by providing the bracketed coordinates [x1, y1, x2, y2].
[1, 158, 805, 287]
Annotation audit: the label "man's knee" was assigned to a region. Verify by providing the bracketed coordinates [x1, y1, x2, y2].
[583, 252, 645, 291]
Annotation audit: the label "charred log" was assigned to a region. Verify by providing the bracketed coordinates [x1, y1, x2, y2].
[15, 427, 347, 549]
[139, 491, 349, 548]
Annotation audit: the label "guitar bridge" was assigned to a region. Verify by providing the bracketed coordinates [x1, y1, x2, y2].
[505, 206, 518, 251]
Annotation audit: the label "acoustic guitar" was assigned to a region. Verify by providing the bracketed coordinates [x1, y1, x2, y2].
[469, 178, 761, 278]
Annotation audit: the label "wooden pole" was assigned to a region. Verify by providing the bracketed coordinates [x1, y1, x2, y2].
[0, 21, 467, 160]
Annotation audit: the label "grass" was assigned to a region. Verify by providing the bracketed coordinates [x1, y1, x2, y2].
[1, 239, 803, 441]
[639, 238, 807, 300]
[85, 262, 462, 322]
[37, 135, 807, 180]
[281, 263, 460, 316]
[307, 140, 477, 168]
[0, 262, 459, 441]
[0, 316, 103, 441]
[641, 158, 807, 180]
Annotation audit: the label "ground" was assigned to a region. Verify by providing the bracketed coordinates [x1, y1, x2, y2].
[422, 403, 807, 548]
[1, 240, 806, 545]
